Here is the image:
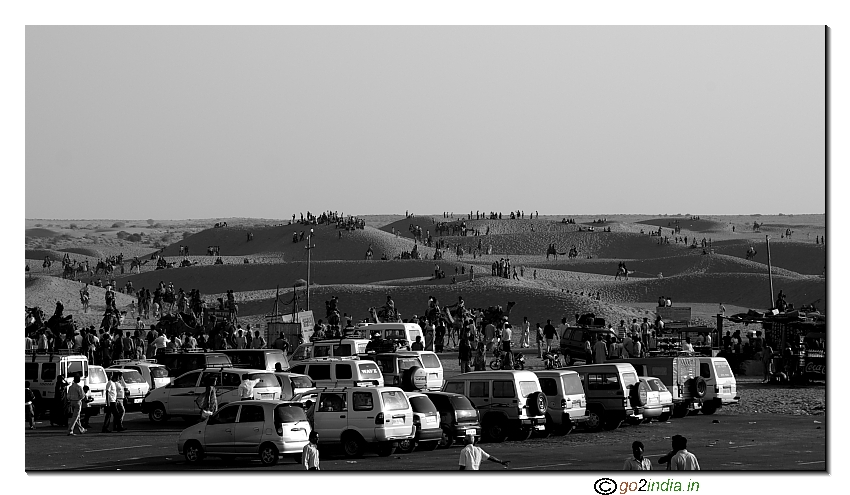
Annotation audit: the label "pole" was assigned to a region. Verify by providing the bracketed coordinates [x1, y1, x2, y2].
[766, 235, 774, 307]
[306, 228, 314, 314]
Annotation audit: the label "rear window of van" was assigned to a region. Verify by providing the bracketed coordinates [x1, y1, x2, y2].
[419, 354, 441, 369]
[518, 381, 539, 398]
[621, 372, 638, 388]
[276, 404, 308, 423]
[88, 367, 107, 384]
[358, 362, 381, 376]
[444, 382, 464, 395]
[381, 390, 409, 411]
[714, 361, 734, 378]
[562, 374, 584, 395]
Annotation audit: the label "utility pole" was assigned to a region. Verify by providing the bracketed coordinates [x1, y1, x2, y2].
[766, 235, 775, 307]
[306, 228, 315, 314]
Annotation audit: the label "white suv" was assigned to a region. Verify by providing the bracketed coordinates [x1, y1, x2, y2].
[309, 386, 414, 458]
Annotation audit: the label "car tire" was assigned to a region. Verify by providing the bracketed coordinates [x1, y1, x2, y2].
[259, 443, 279, 466]
[489, 359, 501, 371]
[690, 377, 707, 398]
[438, 427, 454, 449]
[148, 403, 168, 423]
[397, 437, 415, 454]
[701, 402, 718, 415]
[402, 366, 428, 392]
[342, 432, 365, 458]
[376, 442, 396, 457]
[483, 416, 508, 443]
[183, 441, 204, 463]
[527, 391, 547, 416]
[584, 409, 604, 431]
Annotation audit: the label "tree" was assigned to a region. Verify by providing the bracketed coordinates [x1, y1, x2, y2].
[147, 219, 155, 226]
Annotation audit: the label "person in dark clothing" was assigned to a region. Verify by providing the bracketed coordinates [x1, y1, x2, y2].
[51, 375, 68, 427]
[458, 336, 472, 373]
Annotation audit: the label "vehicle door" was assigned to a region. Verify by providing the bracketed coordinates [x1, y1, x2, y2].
[233, 404, 267, 453]
[708, 359, 736, 403]
[276, 374, 294, 400]
[313, 392, 349, 444]
[304, 363, 332, 388]
[357, 361, 384, 386]
[561, 373, 587, 417]
[204, 403, 239, 454]
[164, 371, 202, 414]
[375, 356, 397, 386]
[150, 366, 171, 390]
[467, 379, 491, 414]
[349, 390, 379, 436]
[538, 376, 562, 416]
[418, 353, 443, 391]
[335, 363, 354, 387]
[379, 389, 413, 438]
[491, 380, 517, 415]
[216, 371, 242, 405]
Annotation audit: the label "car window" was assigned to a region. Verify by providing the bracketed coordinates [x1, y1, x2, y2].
[713, 361, 734, 378]
[408, 329, 422, 342]
[220, 372, 239, 387]
[398, 358, 422, 371]
[201, 371, 222, 388]
[587, 373, 620, 391]
[292, 345, 312, 361]
[539, 377, 558, 396]
[419, 353, 441, 369]
[275, 404, 308, 423]
[562, 374, 585, 395]
[41, 363, 56, 381]
[228, 353, 263, 369]
[352, 391, 374, 411]
[424, 394, 446, 409]
[150, 367, 169, 379]
[469, 381, 489, 398]
[67, 360, 85, 377]
[648, 379, 668, 392]
[571, 329, 583, 341]
[314, 346, 331, 358]
[290, 365, 307, 375]
[238, 405, 265, 423]
[121, 371, 145, 384]
[307, 364, 331, 380]
[518, 381, 538, 398]
[375, 357, 393, 373]
[335, 364, 353, 380]
[291, 375, 314, 389]
[173, 371, 201, 388]
[25, 363, 38, 381]
[318, 393, 346, 412]
[210, 405, 238, 425]
[409, 395, 438, 413]
[649, 366, 669, 377]
[443, 382, 464, 395]
[268, 353, 288, 371]
[358, 362, 381, 377]
[380, 390, 409, 411]
[493, 380, 515, 398]
[699, 363, 712, 379]
[249, 373, 278, 388]
[621, 372, 638, 388]
[333, 344, 353, 356]
[448, 394, 476, 411]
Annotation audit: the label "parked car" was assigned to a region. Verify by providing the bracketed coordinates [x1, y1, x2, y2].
[559, 326, 616, 365]
[24, 349, 88, 416]
[370, 352, 428, 391]
[177, 399, 311, 466]
[697, 356, 739, 414]
[422, 391, 481, 449]
[639, 376, 673, 422]
[110, 359, 170, 390]
[564, 363, 647, 431]
[221, 349, 290, 372]
[533, 369, 588, 434]
[142, 368, 281, 422]
[105, 368, 150, 409]
[308, 386, 414, 457]
[289, 338, 370, 367]
[85, 365, 108, 417]
[398, 392, 442, 453]
[620, 356, 705, 417]
[408, 351, 444, 391]
[155, 350, 231, 380]
[288, 359, 384, 388]
[443, 370, 547, 442]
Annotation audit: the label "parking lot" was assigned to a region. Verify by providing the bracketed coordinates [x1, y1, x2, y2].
[25, 408, 825, 471]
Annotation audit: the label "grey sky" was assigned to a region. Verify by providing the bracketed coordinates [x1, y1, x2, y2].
[26, 26, 825, 219]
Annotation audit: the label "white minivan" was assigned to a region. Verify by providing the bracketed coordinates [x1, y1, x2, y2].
[698, 357, 739, 415]
[289, 359, 384, 388]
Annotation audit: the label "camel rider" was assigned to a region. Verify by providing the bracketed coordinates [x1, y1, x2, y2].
[385, 295, 396, 319]
[80, 284, 90, 300]
[54, 300, 64, 317]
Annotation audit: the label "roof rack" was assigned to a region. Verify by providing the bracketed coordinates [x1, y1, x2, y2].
[26, 349, 83, 356]
[156, 348, 207, 355]
[113, 358, 157, 365]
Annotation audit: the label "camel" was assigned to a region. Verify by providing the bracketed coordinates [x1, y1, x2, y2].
[62, 262, 75, 279]
[95, 261, 114, 275]
[74, 260, 90, 279]
[568, 246, 579, 259]
[614, 267, 632, 280]
[368, 306, 401, 323]
[42, 257, 52, 272]
[546, 244, 567, 260]
[130, 258, 147, 274]
[746, 247, 757, 260]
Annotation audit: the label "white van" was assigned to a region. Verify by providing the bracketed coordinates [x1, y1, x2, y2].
[697, 357, 739, 414]
[86, 365, 108, 415]
[24, 350, 89, 416]
[289, 339, 370, 367]
[410, 351, 444, 392]
[533, 369, 588, 433]
[358, 323, 423, 350]
[289, 359, 385, 388]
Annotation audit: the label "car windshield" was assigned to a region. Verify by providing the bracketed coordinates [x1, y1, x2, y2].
[88, 368, 107, 384]
[381, 390, 409, 411]
[561, 374, 585, 395]
[622, 372, 638, 388]
[290, 375, 314, 389]
[150, 367, 169, 379]
[275, 404, 308, 423]
[449, 394, 475, 411]
[409, 395, 437, 414]
[116, 371, 145, 384]
[518, 381, 539, 398]
[647, 379, 668, 392]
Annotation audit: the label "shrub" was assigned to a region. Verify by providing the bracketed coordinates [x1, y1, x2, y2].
[116, 231, 129, 240]
[69, 223, 78, 229]
[34, 223, 42, 227]
[112, 222, 125, 228]
[147, 219, 155, 226]
[153, 223, 163, 228]
[127, 233, 142, 242]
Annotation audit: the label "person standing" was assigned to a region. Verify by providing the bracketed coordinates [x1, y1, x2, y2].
[458, 433, 509, 470]
[80, 385, 94, 429]
[251, 330, 266, 349]
[272, 332, 290, 353]
[659, 435, 700, 470]
[458, 335, 472, 373]
[535, 323, 544, 358]
[520, 317, 530, 348]
[584, 338, 593, 364]
[719, 302, 727, 316]
[66, 375, 86, 435]
[543, 320, 557, 353]
[623, 441, 652, 470]
[501, 323, 513, 353]
[483, 321, 497, 357]
[424, 321, 435, 351]
[102, 373, 117, 432]
[112, 372, 127, 432]
[195, 377, 219, 418]
[762, 343, 775, 383]
[25, 382, 36, 430]
[234, 329, 247, 349]
[593, 334, 608, 364]
[50, 375, 68, 427]
[238, 374, 259, 400]
[302, 431, 320, 470]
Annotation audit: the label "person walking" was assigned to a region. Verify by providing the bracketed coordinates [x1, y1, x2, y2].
[535, 323, 544, 358]
[102, 373, 117, 432]
[458, 433, 510, 470]
[543, 320, 557, 353]
[458, 335, 472, 373]
[593, 334, 608, 364]
[251, 330, 266, 349]
[762, 343, 775, 383]
[195, 377, 219, 419]
[80, 385, 94, 429]
[520, 317, 530, 348]
[50, 375, 68, 427]
[658, 435, 700, 470]
[112, 372, 127, 432]
[623, 441, 652, 470]
[302, 431, 320, 470]
[66, 375, 86, 435]
[25, 382, 36, 430]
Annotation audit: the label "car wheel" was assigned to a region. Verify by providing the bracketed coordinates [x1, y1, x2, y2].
[183, 441, 204, 463]
[658, 412, 672, 422]
[701, 402, 718, 415]
[376, 442, 396, 457]
[148, 403, 168, 423]
[510, 428, 533, 441]
[483, 417, 508, 443]
[342, 432, 365, 458]
[259, 443, 279, 466]
[438, 427, 454, 449]
[584, 409, 603, 431]
[397, 438, 415, 454]
[527, 392, 547, 417]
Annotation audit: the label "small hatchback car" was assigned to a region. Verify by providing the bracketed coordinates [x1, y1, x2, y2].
[398, 391, 442, 453]
[423, 391, 481, 449]
[177, 399, 311, 466]
[639, 376, 673, 422]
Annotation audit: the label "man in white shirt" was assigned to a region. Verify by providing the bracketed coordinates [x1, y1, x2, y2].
[458, 434, 509, 470]
[102, 373, 118, 432]
[659, 435, 700, 470]
[66, 375, 86, 435]
[681, 338, 694, 353]
[302, 431, 320, 470]
[112, 372, 127, 432]
[623, 441, 652, 470]
[238, 374, 260, 400]
[153, 333, 170, 350]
